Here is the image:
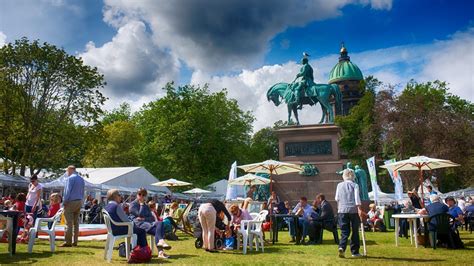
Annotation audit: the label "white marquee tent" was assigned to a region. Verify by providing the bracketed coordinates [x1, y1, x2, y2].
[76, 167, 170, 194]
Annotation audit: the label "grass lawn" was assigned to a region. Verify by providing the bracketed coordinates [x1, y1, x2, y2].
[1, 229, 473, 265]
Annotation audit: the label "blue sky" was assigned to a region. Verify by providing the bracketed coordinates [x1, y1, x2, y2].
[0, 0, 472, 129]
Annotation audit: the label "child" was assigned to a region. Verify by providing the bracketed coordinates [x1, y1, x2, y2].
[223, 227, 235, 250]
[48, 193, 61, 228]
[18, 213, 34, 243]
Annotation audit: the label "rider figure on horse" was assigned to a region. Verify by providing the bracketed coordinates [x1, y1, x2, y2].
[294, 53, 315, 110]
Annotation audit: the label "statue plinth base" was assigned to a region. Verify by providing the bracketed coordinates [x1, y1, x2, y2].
[273, 124, 346, 210]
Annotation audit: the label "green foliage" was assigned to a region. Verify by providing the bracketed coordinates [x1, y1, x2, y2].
[336, 76, 381, 166]
[102, 102, 133, 125]
[135, 83, 254, 186]
[337, 78, 474, 192]
[82, 120, 142, 167]
[247, 126, 279, 163]
[0, 38, 106, 175]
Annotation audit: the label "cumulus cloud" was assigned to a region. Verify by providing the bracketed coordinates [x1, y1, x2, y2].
[420, 28, 474, 101]
[102, 0, 392, 72]
[0, 32, 6, 47]
[79, 21, 180, 106]
[190, 27, 474, 131]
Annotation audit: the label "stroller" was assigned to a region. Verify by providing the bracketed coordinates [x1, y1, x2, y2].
[192, 216, 226, 249]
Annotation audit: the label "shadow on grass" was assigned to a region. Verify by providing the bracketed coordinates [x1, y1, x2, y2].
[367, 256, 445, 263]
[0, 250, 94, 264]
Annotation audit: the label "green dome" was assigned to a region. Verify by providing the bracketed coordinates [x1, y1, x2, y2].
[328, 45, 363, 84]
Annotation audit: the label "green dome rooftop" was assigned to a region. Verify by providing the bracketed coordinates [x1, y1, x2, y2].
[328, 44, 363, 84]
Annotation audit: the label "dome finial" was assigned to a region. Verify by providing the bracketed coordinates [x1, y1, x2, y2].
[339, 41, 350, 62]
[340, 42, 347, 53]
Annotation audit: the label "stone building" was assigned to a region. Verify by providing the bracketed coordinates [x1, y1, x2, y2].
[328, 44, 364, 116]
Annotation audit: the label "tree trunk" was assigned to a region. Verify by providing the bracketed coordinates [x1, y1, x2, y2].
[20, 164, 26, 176]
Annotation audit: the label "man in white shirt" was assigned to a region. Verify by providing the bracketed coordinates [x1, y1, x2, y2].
[335, 169, 363, 258]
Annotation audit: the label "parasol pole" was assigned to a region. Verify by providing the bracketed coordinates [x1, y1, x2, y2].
[419, 164, 425, 208]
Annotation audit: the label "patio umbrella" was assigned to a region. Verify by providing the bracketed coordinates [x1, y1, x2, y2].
[183, 188, 211, 194]
[228, 173, 272, 186]
[151, 178, 192, 187]
[183, 188, 211, 199]
[380, 156, 460, 207]
[238, 160, 301, 194]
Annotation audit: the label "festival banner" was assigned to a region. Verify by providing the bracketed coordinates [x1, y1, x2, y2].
[384, 159, 404, 201]
[366, 156, 379, 204]
[225, 161, 238, 200]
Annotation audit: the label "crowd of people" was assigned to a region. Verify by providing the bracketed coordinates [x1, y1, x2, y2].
[1, 165, 473, 261]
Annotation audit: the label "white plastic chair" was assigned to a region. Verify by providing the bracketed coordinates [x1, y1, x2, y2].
[249, 210, 268, 252]
[28, 209, 64, 253]
[249, 213, 259, 220]
[102, 209, 136, 262]
[236, 219, 252, 254]
[0, 214, 13, 256]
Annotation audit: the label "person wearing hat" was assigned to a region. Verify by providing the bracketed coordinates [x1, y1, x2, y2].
[293, 53, 315, 110]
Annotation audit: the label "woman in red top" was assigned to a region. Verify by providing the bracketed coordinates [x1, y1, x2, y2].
[14, 193, 26, 227]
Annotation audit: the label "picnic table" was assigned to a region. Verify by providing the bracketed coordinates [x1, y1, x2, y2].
[0, 210, 21, 254]
[270, 214, 302, 245]
[392, 213, 429, 248]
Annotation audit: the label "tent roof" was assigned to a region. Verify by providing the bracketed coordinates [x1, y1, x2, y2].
[0, 173, 29, 187]
[76, 167, 141, 184]
[75, 167, 170, 193]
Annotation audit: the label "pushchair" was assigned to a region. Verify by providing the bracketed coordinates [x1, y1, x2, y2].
[192, 218, 225, 249]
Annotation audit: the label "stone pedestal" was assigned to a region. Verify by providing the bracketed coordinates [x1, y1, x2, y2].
[273, 124, 346, 209]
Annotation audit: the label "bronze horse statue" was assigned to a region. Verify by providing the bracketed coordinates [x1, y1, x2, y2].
[267, 81, 342, 125]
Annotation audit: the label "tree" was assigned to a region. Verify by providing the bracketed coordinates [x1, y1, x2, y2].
[246, 122, 281, 163]
[337, 78, 474, 192]
[82, 120, 142, 167]
[135, 83, 254, 186]
[102, 102, 133, 125]
[0, 38, 106, 175]
[336, 76, 383, 166]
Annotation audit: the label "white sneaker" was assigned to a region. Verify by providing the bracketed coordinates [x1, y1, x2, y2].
[338, 248, 345, 258]
[158, 251, 170, 259]
[352, 253, 363, 258]
[223, 247, 234, 250]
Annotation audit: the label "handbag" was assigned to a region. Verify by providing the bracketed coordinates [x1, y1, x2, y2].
[128, 245, 152, 263]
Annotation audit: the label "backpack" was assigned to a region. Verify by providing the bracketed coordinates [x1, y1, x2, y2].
[128, 245, 152, 263]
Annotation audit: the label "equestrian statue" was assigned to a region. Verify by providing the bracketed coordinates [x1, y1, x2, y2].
[267, 53, 342, 125]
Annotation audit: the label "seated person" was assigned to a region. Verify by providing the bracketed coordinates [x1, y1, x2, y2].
[105, 189, 148, 249]
[3, 200, 13, 210]
[47, 193, 61, 228]
[148, 201, 160, 222]
[163, 202, 181, 233]
[229, 204, 252, 232]
[267, 191, 280, 211]
[307, 193, 336, 244]
[445, 196, 464, 227]
[287, 197, 312, 242]
[367, 203, 386, 232]
[88, 199, 101, 224]
[129, 188, 171, 258]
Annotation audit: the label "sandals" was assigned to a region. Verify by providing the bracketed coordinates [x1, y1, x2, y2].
[158, 250, 170, 259]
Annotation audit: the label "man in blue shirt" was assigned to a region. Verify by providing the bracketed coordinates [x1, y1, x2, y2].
[60, 165, 85, 247]
[287, 197, 313, 243]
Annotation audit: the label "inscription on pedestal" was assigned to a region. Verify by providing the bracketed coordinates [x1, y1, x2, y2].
[284, 140, 332, 156]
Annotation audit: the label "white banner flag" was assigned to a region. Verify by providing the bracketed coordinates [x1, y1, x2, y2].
[366, 156, 379, 204]
[384, 159, 404, 201]
[225, 161, 238, 200]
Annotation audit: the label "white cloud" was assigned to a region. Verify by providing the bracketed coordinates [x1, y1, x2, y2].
[0, 32, 6, 47]
[102, 0, 392, 72]
[79, 20, 180, 110]
[190, 27, 474, 131]
[420, 28, 474, 101]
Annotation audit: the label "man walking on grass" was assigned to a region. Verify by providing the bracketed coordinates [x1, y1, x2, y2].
[335, 168, 364, 258]
[61, 165, 85, 247]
